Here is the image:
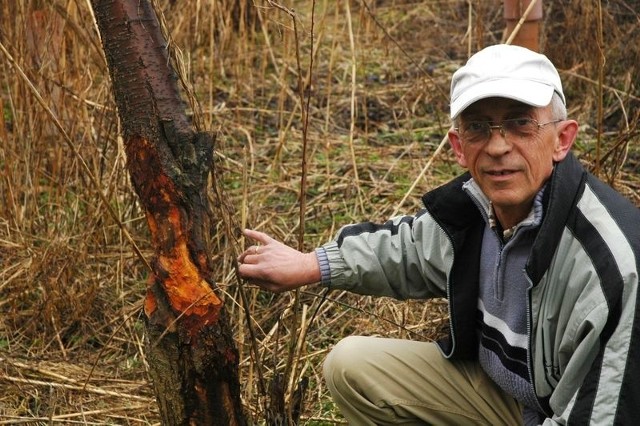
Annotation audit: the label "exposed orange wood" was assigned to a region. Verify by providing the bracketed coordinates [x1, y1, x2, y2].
[156, 235, 222, 322]
[127, 135, 222, 334]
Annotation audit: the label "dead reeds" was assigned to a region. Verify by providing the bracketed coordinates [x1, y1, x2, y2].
[1, 0, 638, 424]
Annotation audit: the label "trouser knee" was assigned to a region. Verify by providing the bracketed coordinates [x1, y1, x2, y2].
[323, 335, 369, 392]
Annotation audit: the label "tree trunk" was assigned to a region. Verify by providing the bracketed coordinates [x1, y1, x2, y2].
[90, 0, 246, 424]
[503, 0, 543, 52]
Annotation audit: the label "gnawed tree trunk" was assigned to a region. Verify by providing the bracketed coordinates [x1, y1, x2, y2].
[91, 0, 246, 424]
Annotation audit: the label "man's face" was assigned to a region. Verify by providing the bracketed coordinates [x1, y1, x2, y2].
[448, 97, 577, 227]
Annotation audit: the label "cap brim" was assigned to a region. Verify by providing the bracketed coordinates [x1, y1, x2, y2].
[450, 79, 555, 119]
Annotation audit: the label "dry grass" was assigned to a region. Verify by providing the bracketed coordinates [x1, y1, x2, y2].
[1, 0, 638, 424]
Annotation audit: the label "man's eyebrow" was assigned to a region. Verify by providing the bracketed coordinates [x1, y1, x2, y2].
[460, 112, 491, 121]
[504, 109, 537, 119]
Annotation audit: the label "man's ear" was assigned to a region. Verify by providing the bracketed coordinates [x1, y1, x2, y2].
[553, 119, 578, 162]
[448, 128, 468, 168]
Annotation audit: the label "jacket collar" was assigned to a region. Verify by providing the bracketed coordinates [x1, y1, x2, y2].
[526, 152, 587, 283]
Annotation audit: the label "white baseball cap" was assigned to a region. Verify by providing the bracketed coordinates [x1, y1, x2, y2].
[449, 44, 565, 119]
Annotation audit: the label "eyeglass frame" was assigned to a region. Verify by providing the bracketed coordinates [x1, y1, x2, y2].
[453, 118, 564, 143]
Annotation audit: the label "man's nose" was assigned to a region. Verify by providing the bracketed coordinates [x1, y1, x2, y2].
[484, 126, 511, 155]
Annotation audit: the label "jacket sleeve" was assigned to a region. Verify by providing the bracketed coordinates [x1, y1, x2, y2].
[537, 230, 640, 425]
[320, 210, 452, 300]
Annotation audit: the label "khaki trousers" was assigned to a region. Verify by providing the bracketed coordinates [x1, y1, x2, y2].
[323, 336, 523, 425]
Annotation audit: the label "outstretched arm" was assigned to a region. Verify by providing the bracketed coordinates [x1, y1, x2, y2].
[237, 229, 321, 293]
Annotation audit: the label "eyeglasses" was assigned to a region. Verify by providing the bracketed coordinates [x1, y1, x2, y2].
[454, 118, 563, 144]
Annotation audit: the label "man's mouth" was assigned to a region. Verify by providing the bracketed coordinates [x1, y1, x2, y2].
[487, 169, 515, 176]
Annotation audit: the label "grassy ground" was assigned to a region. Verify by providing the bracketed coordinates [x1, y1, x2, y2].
[1, 0, 638, 424]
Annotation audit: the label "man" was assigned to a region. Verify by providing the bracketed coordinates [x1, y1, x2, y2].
[238, 45, 640, 425]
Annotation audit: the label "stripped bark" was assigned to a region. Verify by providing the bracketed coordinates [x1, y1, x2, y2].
[91, 0, 246, 423]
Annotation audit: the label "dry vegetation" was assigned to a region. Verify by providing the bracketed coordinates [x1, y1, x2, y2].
[1, 0, 638, 424]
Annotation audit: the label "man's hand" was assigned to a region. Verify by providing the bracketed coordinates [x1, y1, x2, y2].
[237, 229, 321, 293]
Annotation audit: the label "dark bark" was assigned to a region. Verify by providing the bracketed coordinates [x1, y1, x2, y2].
[90, 0, 246, 424]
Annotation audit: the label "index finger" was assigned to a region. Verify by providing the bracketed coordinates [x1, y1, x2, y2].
[243, 228, 274, 245]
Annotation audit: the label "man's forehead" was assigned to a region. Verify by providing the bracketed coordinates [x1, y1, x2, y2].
[461, 97, 536, 117]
